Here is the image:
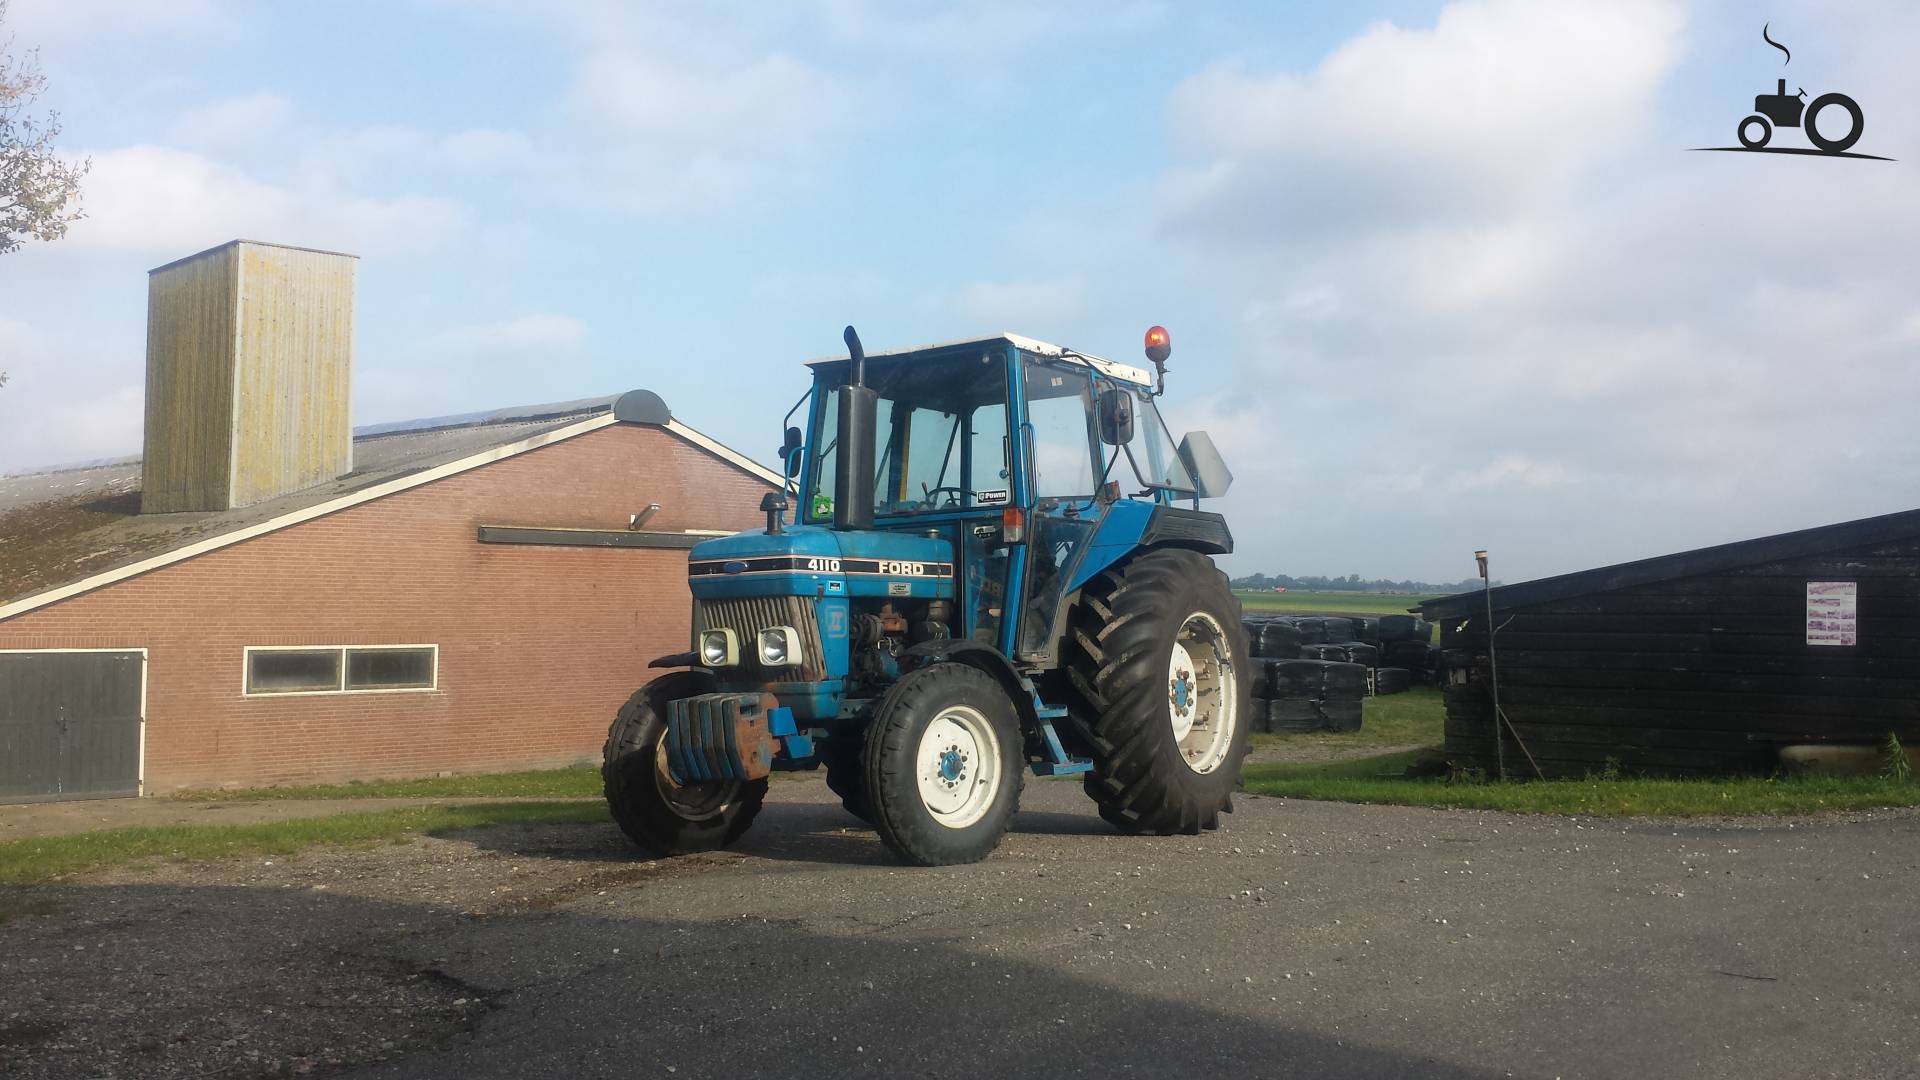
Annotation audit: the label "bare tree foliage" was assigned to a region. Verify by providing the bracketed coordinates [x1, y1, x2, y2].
[2, 1, 89, 388]
[2, 0, 89, 257]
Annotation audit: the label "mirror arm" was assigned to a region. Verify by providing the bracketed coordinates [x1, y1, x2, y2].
[784, 446, 804, 496]
[1118, 441, 1156, 500]
[1096, 443, 1123, 498]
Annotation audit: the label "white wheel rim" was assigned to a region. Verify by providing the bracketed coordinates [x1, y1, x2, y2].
[916, 705, 1001, 830]
[1169, 611, 1237, 775]
[1167, 639, 1198, 742]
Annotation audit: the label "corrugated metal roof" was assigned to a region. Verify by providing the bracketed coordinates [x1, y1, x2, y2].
[1421, 507, 1920, 619]
[0, 398, 617, 606]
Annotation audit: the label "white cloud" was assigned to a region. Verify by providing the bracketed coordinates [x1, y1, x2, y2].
[0, 318, 144, 471]
[356, 314, 593, 424]
[564, 48, 849, 213]
[1162, 0, 1685, 238]
[289, 124, 538, 188]
[418, 314, 588, 356]
[58, 145, 466, 258]
[1153, 0, 1920, 582]
[816, 0, 1162, 56]
[170, 93, 295, 149]
[951, 277, 1088, 328]
[4, 0, 238, 41]
[575, 51, 840, 153]
[443, 2, 873, 215]
[440, 129, 536, 171]
[1439, 455, 1579, 494]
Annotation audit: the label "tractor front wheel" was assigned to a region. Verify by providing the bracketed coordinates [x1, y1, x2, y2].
[863, 663, 1025, 865]
[1065, 547, 1251, 835]
[602, 670, 768, 856]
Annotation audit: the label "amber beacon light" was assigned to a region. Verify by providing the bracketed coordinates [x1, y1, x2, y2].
[1143, 325, 1172, 395]
[1143, 325, 1171, 364]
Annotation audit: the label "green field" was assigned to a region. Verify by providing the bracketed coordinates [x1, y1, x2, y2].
[1235, 590, 1441, 616]
[1249, 687, 1445, 753]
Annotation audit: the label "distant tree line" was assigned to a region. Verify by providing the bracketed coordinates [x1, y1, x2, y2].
[1230, 572, 1493, 594]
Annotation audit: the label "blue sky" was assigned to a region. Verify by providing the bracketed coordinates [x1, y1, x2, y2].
[2, 0, 1916, 583]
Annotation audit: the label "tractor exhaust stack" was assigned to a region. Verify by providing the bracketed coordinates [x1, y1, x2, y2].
[833, 324, 878, 532]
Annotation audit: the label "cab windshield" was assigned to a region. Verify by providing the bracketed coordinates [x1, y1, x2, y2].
[806, 350, 1011, 521]
[1127, 392, 1196, 494]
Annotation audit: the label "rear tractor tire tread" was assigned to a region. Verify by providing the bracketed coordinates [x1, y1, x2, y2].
[1065, 548, 1251, 836]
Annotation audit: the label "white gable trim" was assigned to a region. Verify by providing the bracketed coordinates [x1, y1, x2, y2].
[0, 411, 787, 625]
[664, 420, 784, 486]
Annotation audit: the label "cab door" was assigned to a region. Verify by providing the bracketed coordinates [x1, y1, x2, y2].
[1009, 359, 1104, 662]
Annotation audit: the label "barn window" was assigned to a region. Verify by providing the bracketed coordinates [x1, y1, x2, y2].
[244, 646, 438, 696]
[345, 647, 437, 691]
[245, 649, 343, 694]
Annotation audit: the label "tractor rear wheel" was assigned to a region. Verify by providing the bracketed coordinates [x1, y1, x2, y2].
[863, 663, 1024, 865]
[602, 670, 767, 855]
[1064, 547, 1250, 835]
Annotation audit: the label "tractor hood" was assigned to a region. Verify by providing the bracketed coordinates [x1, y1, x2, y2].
[687, 524, 955, 602]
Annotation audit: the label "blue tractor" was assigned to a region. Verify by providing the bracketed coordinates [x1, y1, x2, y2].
[603, 326, 1246, 865]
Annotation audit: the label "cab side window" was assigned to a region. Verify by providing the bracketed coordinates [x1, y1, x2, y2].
[1023, 365, 1097, 499]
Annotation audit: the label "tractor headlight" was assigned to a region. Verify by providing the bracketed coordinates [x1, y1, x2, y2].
[698, 629, 738, 667]
[758, 626, 802, 667]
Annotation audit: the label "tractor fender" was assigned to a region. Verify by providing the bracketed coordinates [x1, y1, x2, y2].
[902, 639, 1042, 733]
[1067, 503, 1233, 595]
[1140, 505, 1233, 556]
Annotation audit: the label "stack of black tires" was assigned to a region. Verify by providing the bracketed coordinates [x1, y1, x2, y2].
[1240, 611, 1438, 735]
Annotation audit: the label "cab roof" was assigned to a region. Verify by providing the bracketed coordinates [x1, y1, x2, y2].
[803, 332, 1155, 389]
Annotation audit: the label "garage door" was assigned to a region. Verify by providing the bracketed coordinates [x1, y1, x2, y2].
[0, 651, 145, 803]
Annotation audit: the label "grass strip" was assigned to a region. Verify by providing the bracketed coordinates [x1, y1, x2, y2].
[1249, 688, 1445, 754]
[1243, 751, 1920, 817]
[0, 801, 607, 884]
[173, 768, 606, 801]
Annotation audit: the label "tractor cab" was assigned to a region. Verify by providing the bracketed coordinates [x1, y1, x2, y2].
[791, 334, 1209, 663]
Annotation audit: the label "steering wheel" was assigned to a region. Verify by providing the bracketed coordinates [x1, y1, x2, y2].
[918, 485, 967, 510]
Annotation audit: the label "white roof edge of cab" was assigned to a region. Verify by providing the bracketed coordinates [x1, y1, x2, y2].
[803, 332, 1155, 388]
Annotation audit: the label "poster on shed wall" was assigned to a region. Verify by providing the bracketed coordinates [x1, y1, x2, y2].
[1806, 581, 1858, 646]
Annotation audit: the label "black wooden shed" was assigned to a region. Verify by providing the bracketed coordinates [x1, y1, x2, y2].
[1421, 508, 1920, 778]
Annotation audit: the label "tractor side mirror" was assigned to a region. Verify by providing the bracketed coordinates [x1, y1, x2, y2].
[1097, 388, 1135, 446]
[779, 426, 803, 478]
[1177, 431, 1233, 498]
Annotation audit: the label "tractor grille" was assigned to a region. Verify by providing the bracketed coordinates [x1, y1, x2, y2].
[694, 596, 827, 681]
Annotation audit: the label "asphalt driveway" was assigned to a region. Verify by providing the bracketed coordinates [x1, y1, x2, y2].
[2, 779, 1915, 1079]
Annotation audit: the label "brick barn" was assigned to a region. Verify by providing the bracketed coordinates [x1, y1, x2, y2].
[0, 240, 778, 801]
